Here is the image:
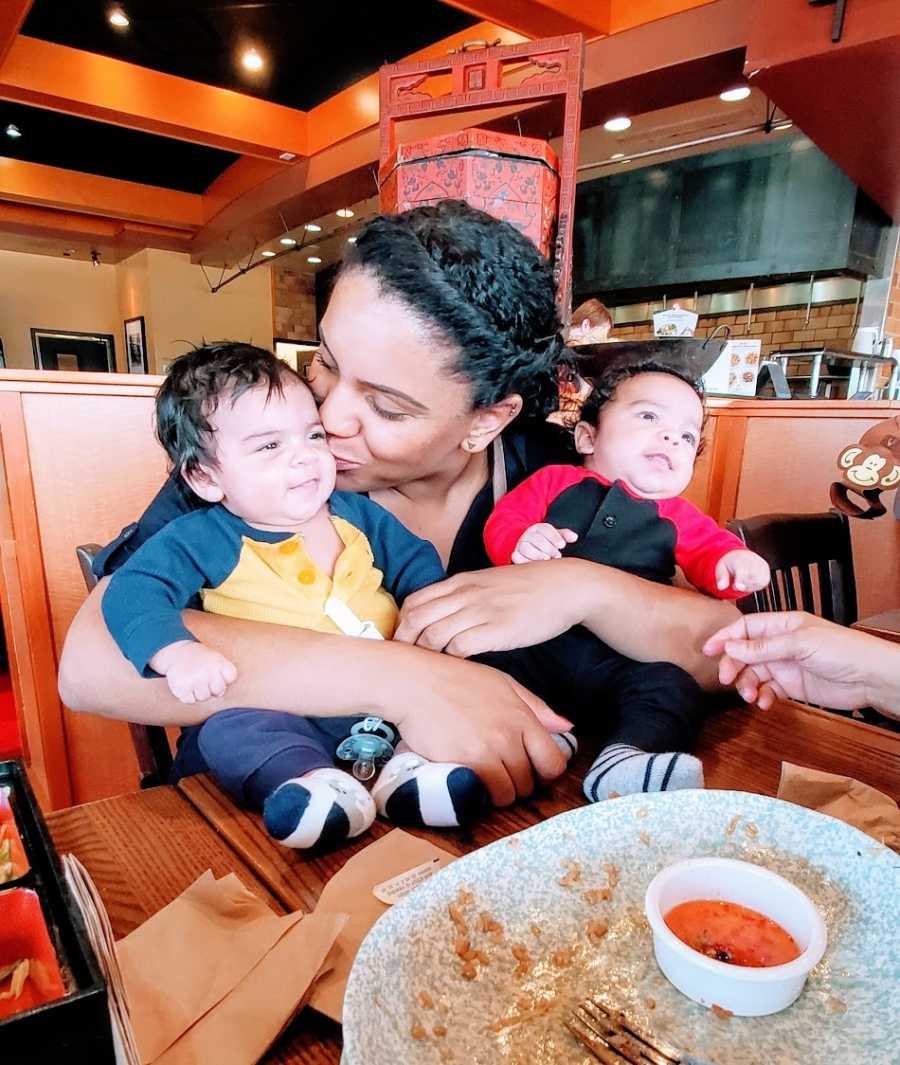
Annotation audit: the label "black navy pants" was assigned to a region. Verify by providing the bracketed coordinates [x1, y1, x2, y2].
[475, 626, 707, 754]
[173, 711, 364, 808]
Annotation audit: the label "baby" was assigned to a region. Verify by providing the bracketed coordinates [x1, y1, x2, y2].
[103, 343, 491, 849]
[484, 362, 770, 802]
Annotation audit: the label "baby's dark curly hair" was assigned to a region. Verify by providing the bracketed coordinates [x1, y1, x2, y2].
[342, 200, 571, 423]
[576, 352, 707, 452]
[156, 341, 298, 476]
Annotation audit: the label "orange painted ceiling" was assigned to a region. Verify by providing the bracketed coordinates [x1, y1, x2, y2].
[0, 0, 896, 270]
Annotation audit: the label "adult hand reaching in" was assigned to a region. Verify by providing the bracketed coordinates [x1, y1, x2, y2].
[702, 611, 900, 718]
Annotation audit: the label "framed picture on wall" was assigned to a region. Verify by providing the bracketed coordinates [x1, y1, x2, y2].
[274, 338, 318, 375]
[124, 316, 148, 374]
[31, 328, 116, 372]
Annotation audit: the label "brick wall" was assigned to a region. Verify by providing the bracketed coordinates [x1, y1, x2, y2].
[272, 261, 317, 341]
[613, 300, 857, 359]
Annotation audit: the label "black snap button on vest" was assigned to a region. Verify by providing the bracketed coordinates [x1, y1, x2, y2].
[603, 514, 617, 528]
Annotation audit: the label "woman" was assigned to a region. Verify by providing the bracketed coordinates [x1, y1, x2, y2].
[59, 201, 740, 807]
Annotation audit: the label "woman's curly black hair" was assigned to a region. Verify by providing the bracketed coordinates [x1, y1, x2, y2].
[341, 200, 571, 423]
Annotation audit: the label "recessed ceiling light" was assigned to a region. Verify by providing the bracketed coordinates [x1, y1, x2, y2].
[241, 48, 264, 72]
[278, 152, 296, 161]
[108, 8, 130, 28]
[610, 152, 625, 160]
[307, 256, 323, 264]
[720, 86, 751, 102]
[305, 222, 322, 233]
[336, 207, 354, 219]
[279, 236, 296, 246]
[4, 123, 21, 139]
[346, 236, 357, 244]
[62, 248, 76, 257]
[604, 116, 631, 132]
[261, 250, 277, 258]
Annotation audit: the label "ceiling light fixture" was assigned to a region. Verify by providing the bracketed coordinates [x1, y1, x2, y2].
[241, 48, 264, 72]
[604, 116, 631, 132]
[62, 248, 76, 257]
[108, 7, 130, 28]
[610, 152, 625, 160]
[774, 120, 794, 131]
[346, 236, 357, 244]
[4, 123, 21, 139]
[90, 250, 102, 268]
[278, 152, 296, 161]
[261, 250, 277, 258]
[305, 222, 322, 232]
[279, 236, 296, 246]
[307, 256, 323, 264]
[720, 86, 751, 102]
[336, 207, 354, 219]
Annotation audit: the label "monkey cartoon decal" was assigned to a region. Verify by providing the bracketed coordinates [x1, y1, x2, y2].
[830, 415, 900, 519]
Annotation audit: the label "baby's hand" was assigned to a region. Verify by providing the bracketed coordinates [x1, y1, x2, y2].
[715, 550, 771, 594]
[149, 640, 238, 704]
[511, 523, 578, 564]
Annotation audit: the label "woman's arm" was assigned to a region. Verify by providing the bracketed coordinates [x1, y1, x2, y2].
[395, 559, 739, 691]
[58, 579, 571, 805]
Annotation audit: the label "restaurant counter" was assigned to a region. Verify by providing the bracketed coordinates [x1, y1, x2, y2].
[0, 372, 897, 809]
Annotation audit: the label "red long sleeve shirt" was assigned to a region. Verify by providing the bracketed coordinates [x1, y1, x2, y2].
[483, 465, 747, 600]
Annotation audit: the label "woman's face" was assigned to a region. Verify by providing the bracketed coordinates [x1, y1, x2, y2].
[307, 268, 478, 492]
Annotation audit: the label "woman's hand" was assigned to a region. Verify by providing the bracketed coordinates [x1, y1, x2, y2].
[702, 611, 900, 717]
[386, 646, 571, 806]
[395, 562, 584, 657]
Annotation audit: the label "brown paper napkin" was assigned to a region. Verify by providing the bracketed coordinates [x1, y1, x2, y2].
[777, 761, 900, 851]
[116, 870, 346, 1065]
[309, 829, 456, 1022]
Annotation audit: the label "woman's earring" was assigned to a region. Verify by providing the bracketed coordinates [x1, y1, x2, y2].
[462, 439, 474, 452]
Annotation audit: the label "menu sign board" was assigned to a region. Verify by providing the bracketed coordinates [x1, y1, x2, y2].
[702, 339, 762, 396]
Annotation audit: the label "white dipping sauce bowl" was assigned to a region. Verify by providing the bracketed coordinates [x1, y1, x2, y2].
[644, 857, 827, 1017]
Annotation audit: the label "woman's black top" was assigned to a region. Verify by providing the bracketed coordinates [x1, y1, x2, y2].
[94, 422, 574, 582]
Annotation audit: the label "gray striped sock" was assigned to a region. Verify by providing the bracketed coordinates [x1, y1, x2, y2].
[583, 744, 703, 803]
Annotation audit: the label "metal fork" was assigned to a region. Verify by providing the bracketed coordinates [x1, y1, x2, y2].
[567, 996, 713, 1065]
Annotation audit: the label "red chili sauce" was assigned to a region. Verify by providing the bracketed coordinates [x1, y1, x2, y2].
[665, 899, 801, 967]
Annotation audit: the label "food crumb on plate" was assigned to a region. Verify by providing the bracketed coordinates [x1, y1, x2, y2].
[711, 1004, 733, 1021]
[725, 814, 741, 837]
[586, 918, 609, 945]
[433, 1024, 448, 1037]
[743, 822, 759, 839]
[558, 861, 582, 887]
[417, 991, 434, 1009]
[639, 831, 651, 846]
[583, 887, 611, 905]
[826, 996, 847, 1014]
[411, 1021, 428, 1039]
[530, 922, 543, 937]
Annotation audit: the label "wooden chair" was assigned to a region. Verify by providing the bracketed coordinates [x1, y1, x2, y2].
[75, 544, 174, 788]
[725, 511, 858, 626]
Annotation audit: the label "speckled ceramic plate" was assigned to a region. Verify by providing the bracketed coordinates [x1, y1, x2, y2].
[342, 790, 900, 1065]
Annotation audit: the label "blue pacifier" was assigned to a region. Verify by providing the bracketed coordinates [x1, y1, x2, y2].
[336, 717, 396, 781]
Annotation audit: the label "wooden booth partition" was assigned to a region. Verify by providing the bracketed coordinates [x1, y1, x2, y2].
[0, 375, 898, 809]
[683, 399, 900, 619]
[0, 370, 167, 808]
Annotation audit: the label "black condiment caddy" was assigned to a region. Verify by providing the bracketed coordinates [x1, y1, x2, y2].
[0, 759, 115, 1064]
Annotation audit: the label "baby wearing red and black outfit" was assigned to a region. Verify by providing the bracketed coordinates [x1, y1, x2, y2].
[484, 363, 770, 802]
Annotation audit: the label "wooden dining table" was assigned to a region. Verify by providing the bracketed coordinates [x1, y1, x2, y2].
[46, 699, 900, 1065]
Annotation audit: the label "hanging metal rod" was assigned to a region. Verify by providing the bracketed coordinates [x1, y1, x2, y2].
[577, 121, 792, 174]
